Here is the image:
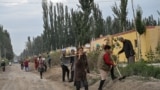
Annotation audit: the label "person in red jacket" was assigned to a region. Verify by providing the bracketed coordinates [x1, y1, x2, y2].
[34, 56, 39, 70]
[103, 45, 117, 80]
[24, 59, 29, 72]
[98, 45, 117, 90]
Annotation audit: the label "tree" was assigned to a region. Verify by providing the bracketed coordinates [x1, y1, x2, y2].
[0, 25, 14, 60]
[49, 2, 55, 50]
[78, 0, 94, 46]
[105, 16, 112, 34]
[112, 0, 128, 32]
[71, 10, 83, 47]
[132, 3, 146, 60]
[92, 4, 105, 38]
[20, 35, 44, 58]
[20, 0, 154, 58]
[42, 0, 50, 52]
[135, 6, 146, 35]
[143, 15, 157, 26]
[26, 36, 33, 56]
[158, 10, 160, 16]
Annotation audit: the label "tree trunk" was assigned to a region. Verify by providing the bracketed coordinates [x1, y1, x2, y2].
[131, 0, 141, 60]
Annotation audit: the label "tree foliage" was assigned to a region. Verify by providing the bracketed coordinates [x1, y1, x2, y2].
[158, 10, 160, 16]
[143, 15, 157, 26]
[112, 0, 128, 32]
[135, 6, 146, 35]
[0, 25, 14, 60]
[19, 0, 159, 57]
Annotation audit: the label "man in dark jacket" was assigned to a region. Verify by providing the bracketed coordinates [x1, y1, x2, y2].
[69, 49, 76, 82]
[60, 49, 70, 82]
[47, 54, 51, 68]
[118, 37, 135, 64]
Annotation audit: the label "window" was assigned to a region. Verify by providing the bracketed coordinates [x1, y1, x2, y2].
[134, 39, 138, 47]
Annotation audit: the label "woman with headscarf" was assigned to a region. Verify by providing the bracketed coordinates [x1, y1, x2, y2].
[74, 47, 90, 90]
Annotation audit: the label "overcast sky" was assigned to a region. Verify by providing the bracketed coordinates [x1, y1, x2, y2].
[0, 0, 159, 55]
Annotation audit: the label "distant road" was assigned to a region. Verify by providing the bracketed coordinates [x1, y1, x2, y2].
[0, 64, 70, 90]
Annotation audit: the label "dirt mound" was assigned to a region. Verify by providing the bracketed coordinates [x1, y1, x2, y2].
[45, 66, 62, 81]
[30, 65, 160, 90]
[91, 76, 160, 90]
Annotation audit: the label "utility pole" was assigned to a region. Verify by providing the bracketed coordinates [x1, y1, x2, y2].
[131, 0, 141, 60]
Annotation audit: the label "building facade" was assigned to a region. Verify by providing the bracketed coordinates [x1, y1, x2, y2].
[90, 26, 160, 62]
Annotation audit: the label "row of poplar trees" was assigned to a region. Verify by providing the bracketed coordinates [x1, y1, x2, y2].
[0, 25, 14, 60]
[20, 0, 160, 58]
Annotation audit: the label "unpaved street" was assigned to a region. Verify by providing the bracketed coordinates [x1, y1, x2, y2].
[2, 64, 160, 90]
[0, 64, 71, 90]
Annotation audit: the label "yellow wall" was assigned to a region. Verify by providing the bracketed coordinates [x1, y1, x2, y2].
[140, 26, 160, 59]
[90, 26, 160, 62]
[112, 31, 137, 62]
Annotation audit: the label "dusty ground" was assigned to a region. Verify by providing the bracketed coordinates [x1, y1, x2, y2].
[90, 76, 160, 90]
[43, 65, 160, 90]
[1, 64, 160, 90]
[0, 64, 71, 90]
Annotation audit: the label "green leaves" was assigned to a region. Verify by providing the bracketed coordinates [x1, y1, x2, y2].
[135, 6, 146, 35]
[112, 0, 128, 32]
[0, 25, 14, 60]
[79, 0, 94, 13]
[122, 62, 160, 79]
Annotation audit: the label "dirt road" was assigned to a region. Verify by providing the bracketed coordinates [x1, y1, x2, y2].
[0, 64, 71, 90]
[2, 64, 160, 90]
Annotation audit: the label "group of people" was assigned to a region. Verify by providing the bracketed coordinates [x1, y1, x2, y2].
[18, 37, 134, 90]
[20, 59, 30, 72]
[60, 47, 90, 90]
[98, 37, 135, 90]
[59, 37, 135, 90]
[20, 54, 51, 79]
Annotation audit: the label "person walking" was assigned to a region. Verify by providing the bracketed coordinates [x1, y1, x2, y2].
[118, 37, 135, 64]
[42, 57, 47, 72]
[74, 47, 90, 90]
[20, 60, 24, 70]
[47, 53, 52, 68]
[60, 49, 70, 82]
[34, 56, 39, 70]
[24, 59, 29, 72]
[1, 60, 6, 72]
[38, 56, 45, 79]
[97, 45, 117, 90]
[69, 49, 76, 82]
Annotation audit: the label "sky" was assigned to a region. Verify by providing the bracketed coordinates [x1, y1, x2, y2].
[0, 0, 159, 55]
